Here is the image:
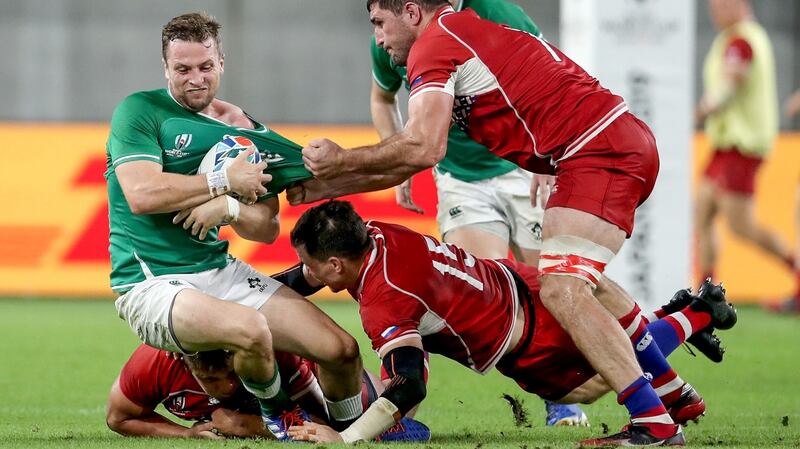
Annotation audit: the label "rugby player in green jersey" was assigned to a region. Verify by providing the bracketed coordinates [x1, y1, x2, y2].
[106, 12, 364, 441]
[368, 0, 586, 427]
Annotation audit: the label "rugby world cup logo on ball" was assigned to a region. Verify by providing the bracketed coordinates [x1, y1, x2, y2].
[198, 135, 262, 199]
[198, 135, 261, 173]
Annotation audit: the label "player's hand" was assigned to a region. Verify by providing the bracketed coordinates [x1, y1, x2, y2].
[302, 138, 345, 179]
[210, 408, 262, 438]
[286, 179, 332, 205]
[395, 179, 424, 214]
[173, 196, 229, 241]
[287, 422, 342, 443]
[531, 174, 555, 208]
[227, 148, 271, 200]
[187, 421, 224, 440]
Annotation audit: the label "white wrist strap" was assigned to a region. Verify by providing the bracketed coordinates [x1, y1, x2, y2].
[225, 196, 241, 223]
[206, 169, 231, 197]
[339, 397, 399, 444]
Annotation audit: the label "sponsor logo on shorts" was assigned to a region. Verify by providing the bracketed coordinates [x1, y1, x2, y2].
[448, 205, 463, 218]
[247, 277, 269, 293]
[531, 223, 542, 242]
[169, 280, 183, 286]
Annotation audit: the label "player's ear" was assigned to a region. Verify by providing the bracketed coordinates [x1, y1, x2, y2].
[219, 53, 225, 73]
[163, 59, 169, 80]
[329, 257, 344, 274]
[404, 2, 423, 25]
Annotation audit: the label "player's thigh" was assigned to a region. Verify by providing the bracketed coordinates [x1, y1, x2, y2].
[171, 288, 270, 353]
[542, 207, 626, 254]
[444, 224, 510, 259]
[494, 168, 544, 258]
[435, 171, 509, 242]
[115, 272, 270, 354]
[556, 374, 610, 404]
[258, 286, 358, 365]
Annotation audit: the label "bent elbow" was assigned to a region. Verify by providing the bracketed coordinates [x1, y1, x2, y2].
[417, 144, 445, 170]
[125, 191, 154, 215]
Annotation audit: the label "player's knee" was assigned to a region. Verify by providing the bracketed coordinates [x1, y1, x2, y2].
[235, 312, 273, 356]
[319, 331, 361, 369]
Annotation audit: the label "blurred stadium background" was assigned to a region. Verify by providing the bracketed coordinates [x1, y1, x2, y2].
[0, 1, 799, 448]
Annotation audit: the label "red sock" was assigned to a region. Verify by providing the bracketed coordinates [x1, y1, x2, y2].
[663, 308, 712, 341]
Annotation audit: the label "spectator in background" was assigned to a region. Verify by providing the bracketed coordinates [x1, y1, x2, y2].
[695, 0, 794, 290]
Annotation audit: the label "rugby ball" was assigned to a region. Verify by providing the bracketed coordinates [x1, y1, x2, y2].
[197, 134, 262, 177]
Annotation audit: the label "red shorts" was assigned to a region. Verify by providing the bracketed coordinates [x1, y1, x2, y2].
[494, 262, 596, 401]
[703, 148, 763, 195]
[547, 112, 660, 237]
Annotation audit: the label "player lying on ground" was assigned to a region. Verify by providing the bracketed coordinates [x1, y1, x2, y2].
[282, 201, 737, 444]
[106, 344, 430, 441]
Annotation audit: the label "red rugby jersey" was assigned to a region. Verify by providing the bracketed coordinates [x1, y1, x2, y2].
[350, 222, 523, 374]
[406, 6, 628, 171]
[118, 345, 314, 420]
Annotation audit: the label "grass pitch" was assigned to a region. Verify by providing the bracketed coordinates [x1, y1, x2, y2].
[0, 298, 797, 449]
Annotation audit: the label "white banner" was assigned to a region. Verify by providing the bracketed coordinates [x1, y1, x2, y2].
[560, 0, 695, 309]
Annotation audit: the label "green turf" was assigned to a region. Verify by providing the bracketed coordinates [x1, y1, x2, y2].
[0, 298, 797, 448]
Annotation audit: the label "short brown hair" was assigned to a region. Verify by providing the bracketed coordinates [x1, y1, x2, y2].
[161, 12, 222, 61]
[366, 0, 449, 15]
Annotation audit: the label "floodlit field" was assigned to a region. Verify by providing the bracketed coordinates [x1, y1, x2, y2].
[0, 298, 797, 449]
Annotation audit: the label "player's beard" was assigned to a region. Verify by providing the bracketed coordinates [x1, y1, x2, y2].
[179, 87, 215, 113]
[387, 28, 415, 67]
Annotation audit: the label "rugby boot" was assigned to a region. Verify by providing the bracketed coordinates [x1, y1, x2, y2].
[263, 405, 311, 441]
[686, 329, 725, 363]
[660, 285, 727, 363]
[692, 279, 737, 330]
[375, 417, 431, 442]
[579, 425, 685, 447]
[659, 287, 694, 315]
[545, 401, 590, 427]
[667, 383, 706, 425]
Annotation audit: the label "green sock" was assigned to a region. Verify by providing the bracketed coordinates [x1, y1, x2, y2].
[240, 362, 293, 415]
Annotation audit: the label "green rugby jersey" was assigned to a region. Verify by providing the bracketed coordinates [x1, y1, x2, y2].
[105, 88, 311, 292]
[370, 0, 540, 182]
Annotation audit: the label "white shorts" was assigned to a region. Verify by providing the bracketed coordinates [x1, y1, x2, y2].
[114, 258, 283, 353]
[435, 168, 544, 250]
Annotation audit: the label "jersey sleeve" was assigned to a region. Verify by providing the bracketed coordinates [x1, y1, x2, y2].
[107, 93, 163, 168]
[472, 0, 541, 37]
[406, 32, 469, 101]
[118, 346, 167, 410]
[359, 283, 428, 357]
[724, 36, 754, 65]
[370, 36, 404, 93]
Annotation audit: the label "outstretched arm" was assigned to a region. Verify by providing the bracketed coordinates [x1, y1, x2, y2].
[288, 92, 452, 204]
[106, 377, 221, 439]
[287, 337, 426, 443]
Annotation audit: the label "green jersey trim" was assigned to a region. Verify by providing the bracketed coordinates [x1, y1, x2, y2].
[112, 153, 161, 167]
